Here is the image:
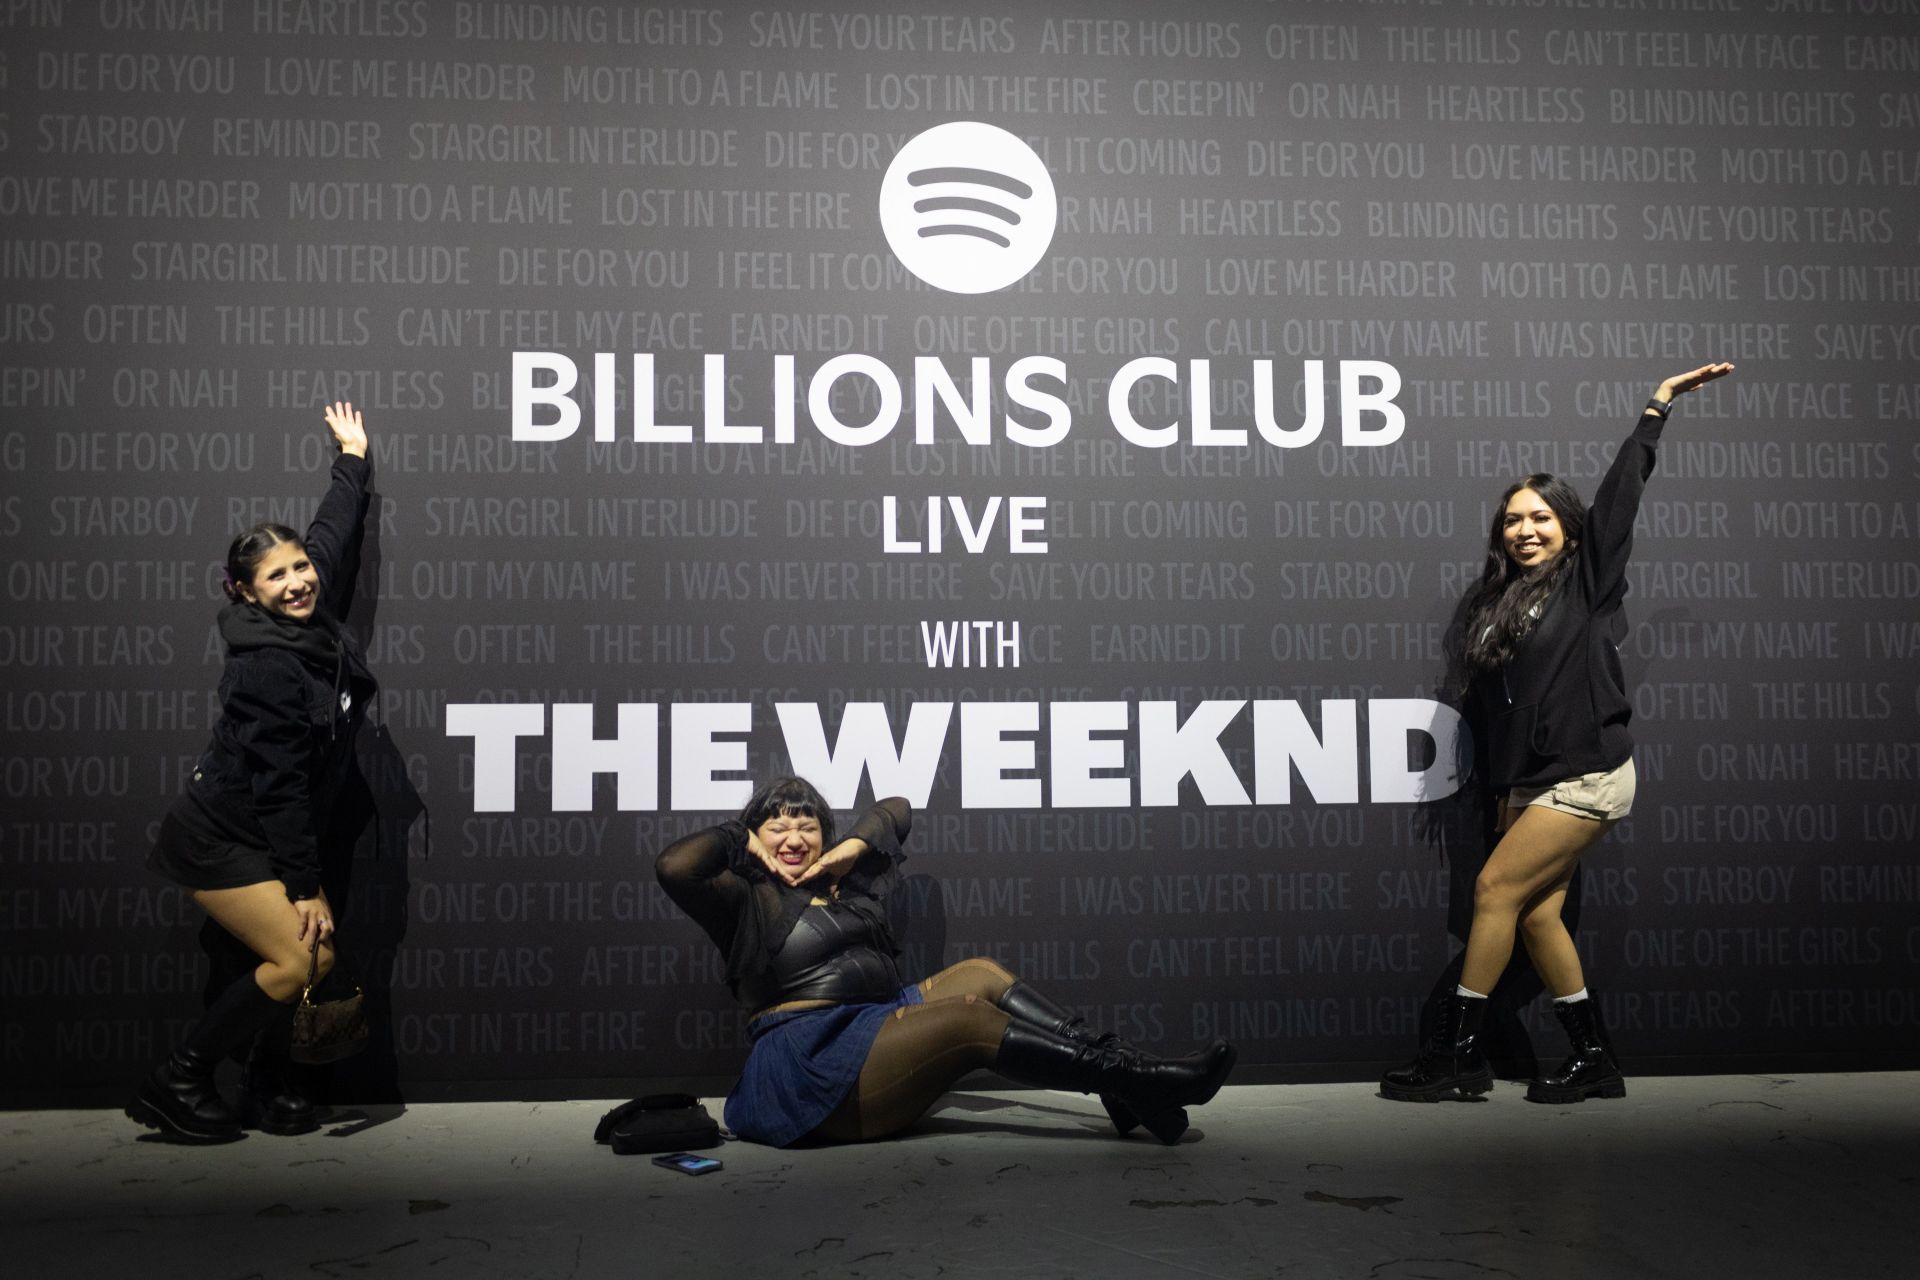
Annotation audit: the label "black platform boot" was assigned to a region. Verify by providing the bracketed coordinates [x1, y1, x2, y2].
[998, 983, 1142, 1137]
[1380, 993, 1493, 1103]
[239, 1049, 322, 1135]
[994, 1022, 1237, 1145]
[237, 1001, 322, 1135]
[126, 976, 287, 1142]
[1527, 998, 1626, 1104]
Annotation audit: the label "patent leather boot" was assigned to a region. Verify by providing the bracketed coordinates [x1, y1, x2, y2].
[1380, 994, 1493, 1102]
[126, 977, 285, 1142]
[1527, 998, 1626, 1103]
[997, 982, 1140, 1136]
[995, 1023, 1237, 1145]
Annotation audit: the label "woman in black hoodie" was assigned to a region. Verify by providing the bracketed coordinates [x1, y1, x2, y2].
[129, 402, 378, 1142]
[1380, 363, 1734, 1106]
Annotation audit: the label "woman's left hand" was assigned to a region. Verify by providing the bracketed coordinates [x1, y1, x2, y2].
[795, 839, 867, 888]
[293, 892, 335, 947]
[1494, 797, 1516, 834]
[324, 400, 368, 458]
[1655, 362, 1735, 402]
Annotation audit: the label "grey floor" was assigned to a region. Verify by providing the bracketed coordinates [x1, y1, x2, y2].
[3, 1074, 1916, 1279]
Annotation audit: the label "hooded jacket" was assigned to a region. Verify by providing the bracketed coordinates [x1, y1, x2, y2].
[1473, 412, 1663, 792]
[157, 453, 377, 898]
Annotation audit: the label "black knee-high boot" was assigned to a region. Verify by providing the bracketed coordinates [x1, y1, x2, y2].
[1527, 997, 1626, 1104]
[1380, 993, 1492, 1103]
[993, 1022, 1237, 1145]
[239, 1009, 322, 1136]
[199, 919, 321, 1135]
[127, 975, 288, 1142]
[997, 983, 1143, 1136]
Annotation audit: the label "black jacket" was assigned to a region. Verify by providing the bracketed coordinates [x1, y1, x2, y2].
[1475, 412, 1663, 791]
[655, 799, 912, 1012]
[159, 453, 378, 899]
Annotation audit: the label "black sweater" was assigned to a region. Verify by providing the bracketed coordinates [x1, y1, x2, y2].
[656, 799, 912, 1012]
[1474, 412, 1663, 792]
[156, 453, 378, 898]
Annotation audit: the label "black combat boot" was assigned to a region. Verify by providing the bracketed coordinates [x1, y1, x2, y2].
[239, 1049, 322, 1135]
[1526, 997, 1626, 1103]
[1380, 993, 1493, 1102]
[237, 1001, 322, 1135]
[994, 1022, 1237, 1145]
[997, 982, 1142, 1136]
[127, 977, 287, 1142]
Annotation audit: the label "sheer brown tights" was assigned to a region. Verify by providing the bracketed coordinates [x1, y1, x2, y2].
[916, 956, 1015, 1005]
[810, 959, 1017, 1143]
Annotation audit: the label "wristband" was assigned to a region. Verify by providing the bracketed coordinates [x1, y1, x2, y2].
[1646, 398, 1671, 417]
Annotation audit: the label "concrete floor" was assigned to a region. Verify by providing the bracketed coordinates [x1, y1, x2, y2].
[3, 1074, 1915, 1279]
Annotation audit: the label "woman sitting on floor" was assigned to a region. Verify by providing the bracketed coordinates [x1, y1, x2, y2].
[656, 776, 1236, 1145]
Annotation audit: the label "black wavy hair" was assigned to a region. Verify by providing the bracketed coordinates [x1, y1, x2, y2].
[223, 522, 303, 602]
[737, 775, 836, 847]
[1461, 473, 1587, 673]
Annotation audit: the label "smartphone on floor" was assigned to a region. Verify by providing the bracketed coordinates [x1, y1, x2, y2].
[651, 1152, 723, 1176]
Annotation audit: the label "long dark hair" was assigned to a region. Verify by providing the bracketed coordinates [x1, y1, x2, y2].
[1461, 474, 1587, 673]
[223, 523, 302, 602]
[738, 775, 836, 847]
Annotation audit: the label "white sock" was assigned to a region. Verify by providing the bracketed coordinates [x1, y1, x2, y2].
[1454, 985, 1489, 999]
[1554, 988, 1590, 1004]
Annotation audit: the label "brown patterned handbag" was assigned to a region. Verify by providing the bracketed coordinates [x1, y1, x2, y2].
[290, 940, 369, 1064]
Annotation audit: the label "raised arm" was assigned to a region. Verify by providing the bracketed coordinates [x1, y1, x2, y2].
[303, 402, 373, 618]
[1582, 363, 1734, 603]
[1653, 363, 1735, 409]
[655, 821, 754, 954]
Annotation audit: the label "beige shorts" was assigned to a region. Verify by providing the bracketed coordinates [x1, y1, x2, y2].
[1506, 758, 1637, 822]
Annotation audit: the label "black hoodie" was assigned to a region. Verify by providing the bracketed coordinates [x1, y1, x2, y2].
[155, 454, 377, 899]
[1474, 411, 1664, 792]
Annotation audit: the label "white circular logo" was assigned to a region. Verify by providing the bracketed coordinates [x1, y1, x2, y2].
[879, 122, 1057, 295]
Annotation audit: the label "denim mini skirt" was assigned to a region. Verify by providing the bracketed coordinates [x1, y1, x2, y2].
[724, 984, 923, 1147]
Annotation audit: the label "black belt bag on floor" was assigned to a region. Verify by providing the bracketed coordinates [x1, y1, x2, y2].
[593, 1093, 722, 1155]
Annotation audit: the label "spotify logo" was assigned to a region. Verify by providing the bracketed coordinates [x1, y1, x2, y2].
[878, 121, 1058, 295]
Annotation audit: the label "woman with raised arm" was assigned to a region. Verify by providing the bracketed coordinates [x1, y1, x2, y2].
[658, 776, 1236, 1145]
[129, 403, 378, 1141]
[1381, 363, 1735, 1105]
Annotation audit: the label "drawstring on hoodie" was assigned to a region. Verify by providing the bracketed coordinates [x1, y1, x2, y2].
[330, 634, 343, 741]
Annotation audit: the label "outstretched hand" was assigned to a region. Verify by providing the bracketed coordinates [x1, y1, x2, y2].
[324, 400, 368, 458]
[1656, 362, 1735, 402]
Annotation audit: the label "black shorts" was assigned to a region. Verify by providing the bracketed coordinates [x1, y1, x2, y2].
[146, 812, 279, 892]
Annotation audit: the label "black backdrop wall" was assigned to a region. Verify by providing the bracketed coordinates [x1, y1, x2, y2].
[3, 0, 1918, 1099]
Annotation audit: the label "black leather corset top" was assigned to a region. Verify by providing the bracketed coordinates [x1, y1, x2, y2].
[738, 901, 902, 1012]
